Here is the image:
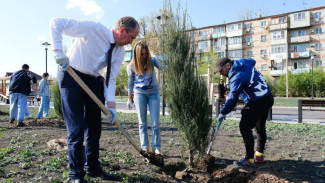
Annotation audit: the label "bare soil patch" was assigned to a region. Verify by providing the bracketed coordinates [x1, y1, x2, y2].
[0, 106, 324, 182]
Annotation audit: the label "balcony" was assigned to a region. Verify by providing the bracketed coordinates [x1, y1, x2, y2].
[290, 51, 310, 59]
[290, 35, 310, 43]
[270, 53, 287, 61]
[269, 23, 288, 31]
[213, 45, 226, 51]
[228, 44, 242, 50]
[291, 68, 310, 74]
[197, 35, 211, 41]
[212, 32, 226, 38]
[270, 69, 287, 76]
[196, 47, 211, 53]
[226, 29, 243, 37]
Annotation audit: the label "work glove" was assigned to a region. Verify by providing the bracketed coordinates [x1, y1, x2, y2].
[53, 50, 69, 70]
[218, 113, 226, 123]
[126, 99, 135, 110]
[107, 108, 116, 123]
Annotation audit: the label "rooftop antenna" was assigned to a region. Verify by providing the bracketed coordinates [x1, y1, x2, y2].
[303, 0, 307, 9]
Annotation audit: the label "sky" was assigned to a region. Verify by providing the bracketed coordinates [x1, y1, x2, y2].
[0, 0, 324, 78]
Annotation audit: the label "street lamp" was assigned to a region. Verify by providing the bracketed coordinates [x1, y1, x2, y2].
[42, 42, 51, 72]
[311, 53, 314, 100]
[157, 14, 168, 116]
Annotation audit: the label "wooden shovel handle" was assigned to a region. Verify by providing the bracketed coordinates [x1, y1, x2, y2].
[66, 67, 141, 153]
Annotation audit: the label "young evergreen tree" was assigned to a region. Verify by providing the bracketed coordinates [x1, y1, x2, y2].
[159, 0, 212, 167]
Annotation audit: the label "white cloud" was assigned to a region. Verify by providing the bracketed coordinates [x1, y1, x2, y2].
[37, 36, 46, 42]
[66, 0, 104, 19]
[112, 0, 119, 3]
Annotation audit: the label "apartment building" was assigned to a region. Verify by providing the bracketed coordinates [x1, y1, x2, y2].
[191, 6, 325, 77]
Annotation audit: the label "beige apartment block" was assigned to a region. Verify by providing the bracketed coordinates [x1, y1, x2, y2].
[191, 6, 325, 78]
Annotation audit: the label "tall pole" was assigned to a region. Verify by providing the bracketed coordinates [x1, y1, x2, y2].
[45, 47, 48, 72]
[311, 54, 314, 99]
[207, 63, 211, 102]
[42, 42, 51, 73]
[157, 14, 168, 116]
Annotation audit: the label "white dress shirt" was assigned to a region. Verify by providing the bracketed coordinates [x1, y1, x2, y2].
[50, 18, 125, 102]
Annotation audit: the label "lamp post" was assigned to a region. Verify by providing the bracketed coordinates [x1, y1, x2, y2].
[311, 53, 314, 100]
[157, 14, 168, 116]
[42, 42, 51, 72]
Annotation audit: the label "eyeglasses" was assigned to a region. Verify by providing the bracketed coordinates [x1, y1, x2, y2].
[126, 31, 136, 40]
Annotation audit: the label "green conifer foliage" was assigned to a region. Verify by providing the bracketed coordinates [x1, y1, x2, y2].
[159, 0, 212, 167]
[51, 81, 63, 119]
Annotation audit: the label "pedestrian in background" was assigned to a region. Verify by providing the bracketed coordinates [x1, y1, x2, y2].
[214, 58, 274, 167]
[127, 41, 162, 155]
[9, 64, 38, 127]
[36, 72, 50, 119]
[217, 79, 226, 99]
[50, 16, 139, 182]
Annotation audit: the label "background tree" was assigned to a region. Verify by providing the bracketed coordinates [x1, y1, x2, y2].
[116, 65, 128, 96]
[158, 0, 212, 167]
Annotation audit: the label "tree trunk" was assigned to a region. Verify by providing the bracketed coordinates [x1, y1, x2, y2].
[189, 149, 194, 168]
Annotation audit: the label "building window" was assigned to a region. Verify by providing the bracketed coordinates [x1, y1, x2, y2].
[316, 60, 323, 66]
[293, 30, 306, 37]
[228, 36, 242, 45]
[293, 61, 307, 69]
[314, 12, 322, 19]
[216, 51, 225, 58]
[261, 64, 268, 71]
[272, 31, 285, 39]
[245, 23, 252, 29]
[246, 51, 253, 57]
[316, 43, 322, 50]
[200, 30, 210, 36]
[228, 50, 242, 58]
[227, 23, 242, 31]
[260, 49, 267, 55]
[261, 35, 267, 41]
[294, 12, 306, 21]
[213, 26, 225, 33]
[292, 44, 308, 52]
[260, 21, 266, 27]
[198, 41, 209, 49]
[271, 44, 286, 53]
[246, 36, 253, 43]
[315, 27, 322, 34]
[215, 37, 226, 46]
[271, 17, 287, 24]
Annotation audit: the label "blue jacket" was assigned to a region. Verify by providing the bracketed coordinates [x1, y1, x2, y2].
[221, 58, 271, 115]
[9, 70, 37, 96]
[38, 78, 50, 97]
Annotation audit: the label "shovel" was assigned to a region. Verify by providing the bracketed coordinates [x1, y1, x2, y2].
[206, 119, 222, 155]
[66, 67, 164, 167]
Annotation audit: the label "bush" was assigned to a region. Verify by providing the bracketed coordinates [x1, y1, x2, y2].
[273, 67, 325, 97]
[51, 81, 63, 119]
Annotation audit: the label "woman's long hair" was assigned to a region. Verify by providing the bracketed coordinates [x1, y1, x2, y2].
[131, 41, 152, 75]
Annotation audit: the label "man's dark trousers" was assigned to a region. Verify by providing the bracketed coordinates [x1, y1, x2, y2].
[58, 69, 102, 180]
[239, 93, 274, 159]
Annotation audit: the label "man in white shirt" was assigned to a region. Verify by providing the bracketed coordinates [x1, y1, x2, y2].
[50, 16, 139, 182]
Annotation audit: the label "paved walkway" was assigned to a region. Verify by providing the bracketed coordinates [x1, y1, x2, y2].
[2, 101, 324, 125]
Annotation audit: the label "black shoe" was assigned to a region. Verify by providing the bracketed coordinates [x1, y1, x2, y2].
[17, 121, 26, 127]
[87, 169, 116, 180]
[71, 179, 84, 183]
[9, 118, 15, 123]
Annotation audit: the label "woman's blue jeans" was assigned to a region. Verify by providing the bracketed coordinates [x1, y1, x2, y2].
[10, 93, 27, 121]
[134, 92, 161, 149]
[36, 96, 50, 118]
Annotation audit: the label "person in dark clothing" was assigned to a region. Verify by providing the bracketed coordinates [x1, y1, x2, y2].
[214, 58, 274, 167]
[217, 79, 226, 98]
[9, 64, 38, 127]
